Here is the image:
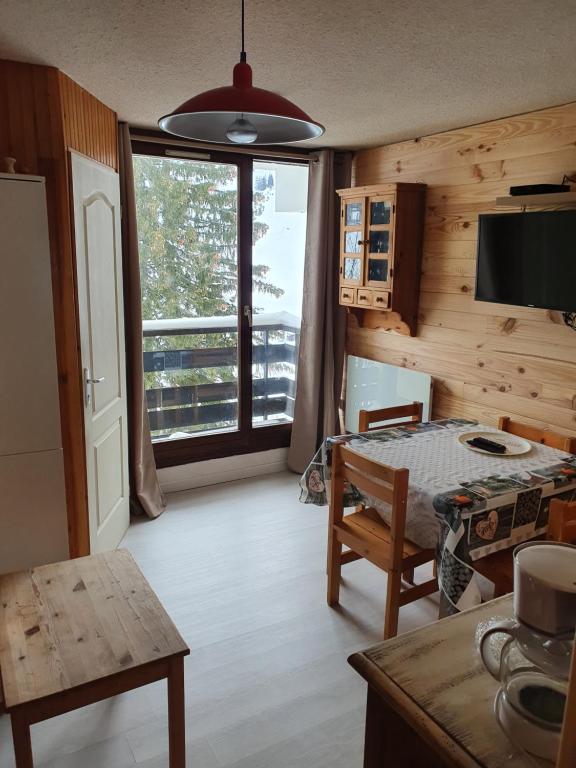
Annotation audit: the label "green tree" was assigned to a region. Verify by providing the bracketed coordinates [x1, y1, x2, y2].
[133, 156, 284, 436]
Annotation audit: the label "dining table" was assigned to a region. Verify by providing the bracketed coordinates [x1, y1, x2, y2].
[299, 418, 576, 616]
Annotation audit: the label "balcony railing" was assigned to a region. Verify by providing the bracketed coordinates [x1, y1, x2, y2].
[142, 311, 300, 439]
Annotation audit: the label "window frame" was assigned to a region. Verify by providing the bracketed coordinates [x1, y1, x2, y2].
[131, 133, 311, 468]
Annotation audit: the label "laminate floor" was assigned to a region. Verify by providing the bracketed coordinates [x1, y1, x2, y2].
[0, 471, 440, 767]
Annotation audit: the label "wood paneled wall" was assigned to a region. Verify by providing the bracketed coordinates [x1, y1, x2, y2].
[0, 59, 118, 557]
[59, 72, 118, 169]
[350, 102, 576, 435]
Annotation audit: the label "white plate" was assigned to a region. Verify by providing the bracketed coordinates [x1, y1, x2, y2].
[458, 431, 532, 457]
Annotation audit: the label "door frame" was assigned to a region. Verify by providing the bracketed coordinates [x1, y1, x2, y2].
[131, 137, 310, 468]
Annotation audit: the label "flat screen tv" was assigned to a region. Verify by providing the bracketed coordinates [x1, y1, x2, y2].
[475, 210, 576, 312]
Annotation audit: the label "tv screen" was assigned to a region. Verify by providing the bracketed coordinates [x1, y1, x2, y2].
[475, 210, 576, 312]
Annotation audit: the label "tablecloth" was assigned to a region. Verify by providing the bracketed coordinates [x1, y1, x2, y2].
[299, 419, 576, 615]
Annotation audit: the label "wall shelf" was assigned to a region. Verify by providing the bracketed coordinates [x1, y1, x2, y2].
[495, 191, 576, 208]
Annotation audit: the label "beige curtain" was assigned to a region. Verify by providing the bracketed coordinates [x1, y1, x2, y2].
[118, 123, 166, 518]
[287, 149, 352, 473]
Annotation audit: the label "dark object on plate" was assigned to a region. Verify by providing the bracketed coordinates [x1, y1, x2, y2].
[467, 437, 507, 454]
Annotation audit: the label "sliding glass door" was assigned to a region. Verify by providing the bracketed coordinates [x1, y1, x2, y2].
[132, 144, 308, 465]
[251, 161, 308, 427]
[134, 155, 240, 442]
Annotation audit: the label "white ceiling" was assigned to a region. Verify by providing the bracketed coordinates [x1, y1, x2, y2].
[1, 0, 575, 149]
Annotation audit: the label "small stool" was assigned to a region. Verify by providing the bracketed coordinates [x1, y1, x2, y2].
[0, 549, 189, 768]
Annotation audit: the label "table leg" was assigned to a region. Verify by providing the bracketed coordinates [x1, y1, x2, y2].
[11, 711, 34, 768]
[168, 656, 186, 768]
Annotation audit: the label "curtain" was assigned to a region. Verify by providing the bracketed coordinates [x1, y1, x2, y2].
[287, 149, 352, 473]
[118, 123, 166, 518]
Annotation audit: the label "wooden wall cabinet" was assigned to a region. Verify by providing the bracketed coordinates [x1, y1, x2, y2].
[338, 183, 426, 336]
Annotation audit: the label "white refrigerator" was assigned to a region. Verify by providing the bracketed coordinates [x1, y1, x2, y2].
[0, 173, 68, 573]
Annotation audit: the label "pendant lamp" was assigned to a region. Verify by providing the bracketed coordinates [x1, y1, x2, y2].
[159, 0, 324, 145]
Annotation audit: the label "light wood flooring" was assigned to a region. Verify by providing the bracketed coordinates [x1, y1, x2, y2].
[0, 471, 440, 767]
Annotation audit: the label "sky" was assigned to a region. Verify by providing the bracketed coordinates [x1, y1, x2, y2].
[252, 164, 308, 319]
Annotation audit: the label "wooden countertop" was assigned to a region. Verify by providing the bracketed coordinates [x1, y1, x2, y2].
[349, 596, 533, 768]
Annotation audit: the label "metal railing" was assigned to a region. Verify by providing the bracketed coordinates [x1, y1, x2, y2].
[142, 312, 300, 438]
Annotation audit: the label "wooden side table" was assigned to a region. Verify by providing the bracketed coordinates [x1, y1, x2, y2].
[349, 596, 533, 768]
[0, 549, 190, 768]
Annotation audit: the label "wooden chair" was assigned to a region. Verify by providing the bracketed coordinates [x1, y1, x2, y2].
[358, 401, 423, 433]
[327, 443, 438, 639]
[547, 499, 576, 544]
[498, 416, 576, 453]
[473, 549, 515, 598]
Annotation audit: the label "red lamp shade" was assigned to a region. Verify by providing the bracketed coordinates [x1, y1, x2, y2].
[159, 59, 324, 145]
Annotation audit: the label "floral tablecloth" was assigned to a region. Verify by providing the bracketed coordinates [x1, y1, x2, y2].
[299, 419, 576, 615]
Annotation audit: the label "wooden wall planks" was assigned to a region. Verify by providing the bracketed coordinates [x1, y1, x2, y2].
[0, 59, 118, 557]
[350, 102, 576, 435]
[59, 72, 118, 170]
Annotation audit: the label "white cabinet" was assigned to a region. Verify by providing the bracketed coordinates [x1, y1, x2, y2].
[0, 173, 68, 573]
[0, 451, 68, 573]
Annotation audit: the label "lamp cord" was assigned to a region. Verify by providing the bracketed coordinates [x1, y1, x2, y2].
[241, 0, 246, 59]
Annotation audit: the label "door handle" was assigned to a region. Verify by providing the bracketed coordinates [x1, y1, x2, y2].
[243, 305, 253, 328]
[84, 368, 105, 406]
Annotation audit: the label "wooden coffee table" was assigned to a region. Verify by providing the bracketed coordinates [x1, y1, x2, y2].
[0, 549, 190, 767]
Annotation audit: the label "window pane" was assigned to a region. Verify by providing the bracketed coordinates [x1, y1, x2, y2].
[369, 230, 390, 253]
[134, 155, 239, 441]
[368, 258, 388, 282]
[344, 257, 361, 281]
[370, 201, 391, 225]
[252, 161, 308, 427]
[345, 231, 361, 253]
[346, 202, 362, 226]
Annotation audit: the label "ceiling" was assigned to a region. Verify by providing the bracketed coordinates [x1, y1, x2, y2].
[1, 0, 575, 149]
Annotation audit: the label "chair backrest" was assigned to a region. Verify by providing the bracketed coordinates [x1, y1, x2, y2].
[330, 443, 409, 569]
[358, 401, 423, 433]
[498, 416, 576, 454]
[547, 499, 576, 544]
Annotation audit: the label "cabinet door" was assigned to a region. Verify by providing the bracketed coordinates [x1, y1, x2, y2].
[0, 177, 62, 457]
[0, 449, 68, 574]
[365, 195, 395, 289]
[340, 197, 365, 286]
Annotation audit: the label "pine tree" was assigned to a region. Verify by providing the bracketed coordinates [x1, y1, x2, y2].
[133, 156, 284, 433]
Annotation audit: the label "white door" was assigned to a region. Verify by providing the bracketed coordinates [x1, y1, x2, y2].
[72, 153, 130, 553]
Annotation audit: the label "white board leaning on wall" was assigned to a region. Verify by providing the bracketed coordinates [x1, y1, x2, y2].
[345, 355, 433, 433]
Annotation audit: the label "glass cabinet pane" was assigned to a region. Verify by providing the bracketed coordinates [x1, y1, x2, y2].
[343, 257, 361, 281]
[345, 202, 362, 226]
[345, 231, 361, 253]
[369, 230, 390, 253]
[370, 201, 391, 225]
[368, 258, 388, 283]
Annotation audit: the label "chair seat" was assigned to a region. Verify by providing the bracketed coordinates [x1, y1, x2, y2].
[336, 508, 434, 571]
